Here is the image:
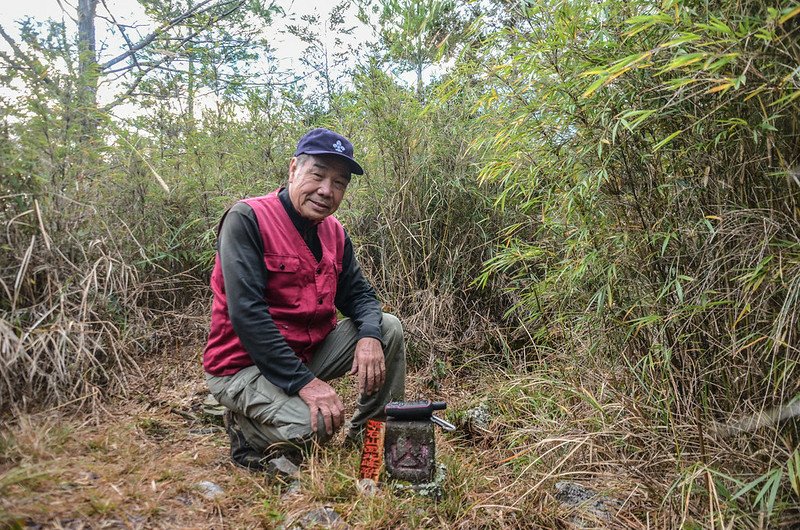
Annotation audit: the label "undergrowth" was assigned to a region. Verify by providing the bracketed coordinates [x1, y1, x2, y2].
[2, 0, 799, 525]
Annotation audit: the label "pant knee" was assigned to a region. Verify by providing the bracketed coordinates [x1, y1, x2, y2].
[285, 411, 336, 447]
[382, 313, 403, 345]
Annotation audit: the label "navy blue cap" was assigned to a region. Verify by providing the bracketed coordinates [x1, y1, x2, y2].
[294, 128, 364, 175]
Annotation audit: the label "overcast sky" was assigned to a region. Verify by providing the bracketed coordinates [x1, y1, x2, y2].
[0, 0, 379, 115]
[0, 0, 371, 69]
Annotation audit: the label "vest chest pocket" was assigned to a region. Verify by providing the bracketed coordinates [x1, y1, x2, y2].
[263, 254, 302, 308]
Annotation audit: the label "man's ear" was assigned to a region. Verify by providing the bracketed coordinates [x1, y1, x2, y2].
[288, 157, 298, 182]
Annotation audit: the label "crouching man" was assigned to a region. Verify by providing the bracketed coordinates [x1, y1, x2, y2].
[203, 128, 406, 472]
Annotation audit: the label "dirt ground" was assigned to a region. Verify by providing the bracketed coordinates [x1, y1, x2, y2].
[1, 347, 280, 528]
[6, 344, 750, 529]
[1, 347, 498, 529]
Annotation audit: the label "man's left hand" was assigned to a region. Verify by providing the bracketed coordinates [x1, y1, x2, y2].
[349, 337, 385, 396]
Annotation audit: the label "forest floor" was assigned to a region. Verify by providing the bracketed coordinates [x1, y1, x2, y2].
[0, 345, 724, 529]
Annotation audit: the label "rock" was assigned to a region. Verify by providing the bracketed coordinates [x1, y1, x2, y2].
[554, 481, 621, 527]
[464, 404, 491, 433]
[280, 479, 302, 500]
[356, 478, 379, 496]
[201, 393, 226, 426]
[196, 480, 224, 500]
[284, 506, 349, 530]
[268, 455, 299, 477]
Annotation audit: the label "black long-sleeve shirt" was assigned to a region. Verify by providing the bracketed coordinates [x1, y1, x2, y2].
[218, 188, 382, 395]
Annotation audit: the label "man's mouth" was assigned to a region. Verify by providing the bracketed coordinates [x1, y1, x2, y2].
[309, 199, 329, 210]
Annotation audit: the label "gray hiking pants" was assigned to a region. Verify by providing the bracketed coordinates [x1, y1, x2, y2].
[206, 313, 406, 453]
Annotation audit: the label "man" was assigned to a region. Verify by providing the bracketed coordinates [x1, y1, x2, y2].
[203, 128, 406, 472]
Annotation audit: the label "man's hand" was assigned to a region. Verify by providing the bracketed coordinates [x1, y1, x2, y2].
[349, 337, 385, 396]
[298, 378, 345, 436]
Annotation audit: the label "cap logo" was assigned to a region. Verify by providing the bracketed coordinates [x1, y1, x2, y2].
[332, 140, 345, 153]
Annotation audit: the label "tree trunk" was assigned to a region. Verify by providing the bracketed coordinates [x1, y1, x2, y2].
[416, 60, 423, 99]
[187, 51, 196, 132]
[78, 0, 98, 139]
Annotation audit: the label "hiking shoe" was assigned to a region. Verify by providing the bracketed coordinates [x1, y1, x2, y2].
[343, 425, 364, 449]
[224, 409, 269, 471]
[223, 410, 300, 477]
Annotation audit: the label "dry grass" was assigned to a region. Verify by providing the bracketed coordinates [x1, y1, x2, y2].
[4, 342, 796, 529]
[0, 196, 209, 415]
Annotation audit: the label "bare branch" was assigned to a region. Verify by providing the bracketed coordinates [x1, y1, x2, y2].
[99, 10, 233, 111]
[100, 56, 171, 111]
[99, 0, 141, 73]
[55, 0, 80, 24]
[99, 0, 245, 72]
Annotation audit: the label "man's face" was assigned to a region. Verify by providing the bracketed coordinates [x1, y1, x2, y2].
[287, 154, 351, 222]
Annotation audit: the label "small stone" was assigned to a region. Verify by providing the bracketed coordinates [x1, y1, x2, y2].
[554, 481, 621, 526]
[268, 455, 299, 477]
[281, 479, 302, 500]
[356, 478, 379, 496]
[196, 480, 224, 500]
[286, 506, 349, 529]
[465, 404, 491, 433]
[201, 393, 226, 425]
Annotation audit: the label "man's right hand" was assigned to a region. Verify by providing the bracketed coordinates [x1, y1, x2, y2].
[298, 377, 345, 436]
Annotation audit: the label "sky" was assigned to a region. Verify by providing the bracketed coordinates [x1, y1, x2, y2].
[0, 0, 377, 115]
[0, 0, 372, 63]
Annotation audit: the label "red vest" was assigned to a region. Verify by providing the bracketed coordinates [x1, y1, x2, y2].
[203, 191, 345, 375]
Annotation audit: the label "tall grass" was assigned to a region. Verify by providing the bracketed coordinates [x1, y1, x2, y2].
[332, 67, 521, 368]
[463, 0, 800, 523]
[2, 1, 797, 522]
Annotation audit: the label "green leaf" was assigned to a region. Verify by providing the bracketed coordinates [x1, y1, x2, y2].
[731, 473, 769, 501]
[658, 52, 706, 74]
[619, 109, 656, 132]
[789, 447, 800, 496]
[653, 130, 683, 151]
[779, 6, 800, 24]
[660, 33, 701, 47]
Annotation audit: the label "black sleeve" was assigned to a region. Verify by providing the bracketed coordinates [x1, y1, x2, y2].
[335, 229, 384, 345]
[218, 202, 315, 395]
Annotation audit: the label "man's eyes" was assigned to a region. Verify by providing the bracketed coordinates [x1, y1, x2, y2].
[309, 172, 347, 190]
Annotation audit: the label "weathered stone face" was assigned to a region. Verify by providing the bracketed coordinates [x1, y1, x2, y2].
[384, 420, 435, 483]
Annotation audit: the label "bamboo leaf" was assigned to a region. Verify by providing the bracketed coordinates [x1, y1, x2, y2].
[660, 33, 701, 47]
[706, 82, 733, 94]
[653, 130, 683, 150]
[731, 473, 769, 501]
[581, 76, 607, 98]
[789, 447, 800, 496]
[779, 6, 800, 25]
[619, 109, 656, 131]
[658, 52, 706, 74]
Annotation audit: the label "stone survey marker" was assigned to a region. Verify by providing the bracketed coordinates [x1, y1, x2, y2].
[383, 400, 455, 484]
[384, 419, 436, 482]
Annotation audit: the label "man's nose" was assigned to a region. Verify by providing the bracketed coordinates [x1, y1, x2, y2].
[317, 179, 332, 196]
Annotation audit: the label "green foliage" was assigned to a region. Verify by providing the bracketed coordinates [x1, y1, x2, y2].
[462, 0, 800, 522]
[2, 0, 799, 523]
[332, 65, 516, 366]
